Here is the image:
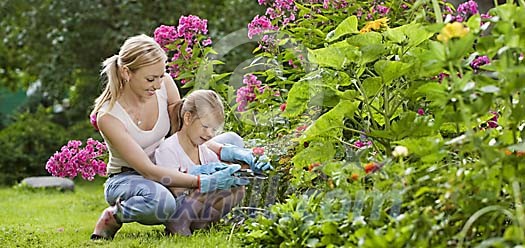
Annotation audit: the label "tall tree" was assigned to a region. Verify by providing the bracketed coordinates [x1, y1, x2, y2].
[0, 0, 263, 122]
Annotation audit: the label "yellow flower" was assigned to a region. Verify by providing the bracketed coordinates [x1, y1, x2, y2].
[360, 17, 389, 33]
[437, 22, 469, 42]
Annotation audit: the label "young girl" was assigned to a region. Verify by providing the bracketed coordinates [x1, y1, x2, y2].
[154, 89, 245, 236]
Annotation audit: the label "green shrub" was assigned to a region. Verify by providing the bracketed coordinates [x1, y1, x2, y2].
[0, 107, 68, 185]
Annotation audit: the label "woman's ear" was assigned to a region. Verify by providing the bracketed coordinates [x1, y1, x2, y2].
[121, 66, 131, 82]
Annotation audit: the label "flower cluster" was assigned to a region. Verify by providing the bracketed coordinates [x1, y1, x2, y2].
[248, 15, 279, 39]
[46, 138, 107, 181]
[236, 74, 264, 111]
[154, 15, 212, 84]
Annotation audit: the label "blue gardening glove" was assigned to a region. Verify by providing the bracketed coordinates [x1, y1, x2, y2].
[198, 164, 250, 193]
[187, 162, 229, 175]
[220, 144, 273, 173]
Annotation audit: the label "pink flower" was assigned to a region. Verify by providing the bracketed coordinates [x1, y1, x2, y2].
[252, 147, 265, 156]
[248, 15, 278, 39]
[417, 108, 425, 116]
[46, 138, 107, 181]
[235, 74, 264, 111]
[354, 140, 372, 148]
[90, 113, 99, 131]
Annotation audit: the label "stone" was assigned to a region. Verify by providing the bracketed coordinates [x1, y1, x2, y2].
[21, 176, 75, 191]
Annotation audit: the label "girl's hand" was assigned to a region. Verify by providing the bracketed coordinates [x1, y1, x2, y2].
[187, 162, 229, 175]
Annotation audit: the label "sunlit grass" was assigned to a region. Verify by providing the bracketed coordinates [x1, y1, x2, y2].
[0, 177, 242, 248]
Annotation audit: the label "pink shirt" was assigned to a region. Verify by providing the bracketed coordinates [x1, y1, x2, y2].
[154, 132, 220, 173]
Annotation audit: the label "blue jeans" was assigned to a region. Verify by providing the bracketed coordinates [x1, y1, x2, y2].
[103, 132, 244, 225]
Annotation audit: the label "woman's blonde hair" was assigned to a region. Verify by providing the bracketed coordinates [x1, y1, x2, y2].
[170, 90, 225, 134]
[91, 34, 167, 116]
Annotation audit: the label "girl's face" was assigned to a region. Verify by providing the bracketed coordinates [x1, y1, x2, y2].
[183, 113, 223, 146]
[126, 61, 166, 99]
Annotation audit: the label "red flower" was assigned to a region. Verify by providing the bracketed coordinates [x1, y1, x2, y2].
[308, 162, 321, 172]
[364, 162, 378, 174]
[296, 125, 308, 132]
[279, 103, 287, 112]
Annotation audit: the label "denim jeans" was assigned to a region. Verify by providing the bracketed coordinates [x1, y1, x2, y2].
[103, 132, 243, 225]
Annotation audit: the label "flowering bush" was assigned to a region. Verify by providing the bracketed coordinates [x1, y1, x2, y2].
[154, 15, 213, 85]
[45, 138, 107, 181]
[235, 0, 525, 246]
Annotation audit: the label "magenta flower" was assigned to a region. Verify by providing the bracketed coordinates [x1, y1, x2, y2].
[417, 108, 425, 116]
[487, 111, 499, 128]
[154, 25, 178, 52]
[470, 55, 490, 71]
[248, 15, 278, 39]
[46, 138, 108, 181]
[154, 15, 213, 85]
[354, 140, 372, 148]
[235, 74, 264, 111]
[375, 5, 390, 16]
[90, 113, 99, 131]
[434, 72, 449, 83]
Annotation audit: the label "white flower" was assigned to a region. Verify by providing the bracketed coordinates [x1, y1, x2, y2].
[392, 146, 409, 157]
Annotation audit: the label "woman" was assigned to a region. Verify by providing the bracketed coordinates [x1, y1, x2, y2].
[89, 34, 256, 239]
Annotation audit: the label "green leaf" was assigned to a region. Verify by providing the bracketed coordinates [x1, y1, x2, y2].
[373, 60, 412, 84]
[308, 44, 360, 69]
[466, 14, 481, 34]
[293, 141, 335, 167]
[346, 31, 383, 47]
[447, 33, 476, 61]
[416, 82, 448, 107]
[383, 27, 407, 44]
[321, 222, 338, 235]
[302, 100, 359, 141]
[361, 77, 382, 97]
[326, 15, 358, 42]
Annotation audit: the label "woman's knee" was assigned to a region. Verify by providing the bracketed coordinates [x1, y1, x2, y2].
[142, 186, 178, 223]
[119, 181, 178, 224]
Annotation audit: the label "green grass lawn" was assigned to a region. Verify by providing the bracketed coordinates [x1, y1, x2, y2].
[0, 177, 243, 248]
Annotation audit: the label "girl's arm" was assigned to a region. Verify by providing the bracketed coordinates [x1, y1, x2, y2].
[97, 113, 198, 188]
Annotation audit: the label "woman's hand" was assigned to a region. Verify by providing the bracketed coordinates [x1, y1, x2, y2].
[198, 164, 249, 193]
[188, 162, 229, 175]
[219, 144, 273, 173]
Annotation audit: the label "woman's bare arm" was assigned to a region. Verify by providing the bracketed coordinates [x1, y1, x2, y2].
[97, 113, 198, 188]
[165, 74, 180, 107]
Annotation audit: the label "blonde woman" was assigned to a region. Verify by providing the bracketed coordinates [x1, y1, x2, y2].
[90, 34, 248, 239]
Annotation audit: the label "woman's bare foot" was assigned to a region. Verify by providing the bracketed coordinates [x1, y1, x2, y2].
[90, 205, 122, 240]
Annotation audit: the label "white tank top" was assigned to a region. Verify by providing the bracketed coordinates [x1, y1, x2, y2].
[154, 132, 220, 173]
[99, 83, 171, 175]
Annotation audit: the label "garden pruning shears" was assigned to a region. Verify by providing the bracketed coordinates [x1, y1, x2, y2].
[234, 168, 268, 180]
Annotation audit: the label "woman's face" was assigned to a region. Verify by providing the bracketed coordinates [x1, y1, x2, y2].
[127, 60, 166, 99]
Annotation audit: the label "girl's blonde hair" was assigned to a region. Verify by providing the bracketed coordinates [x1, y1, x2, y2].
[91, 34, 167, 116]
[170, 90, 225, 134]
